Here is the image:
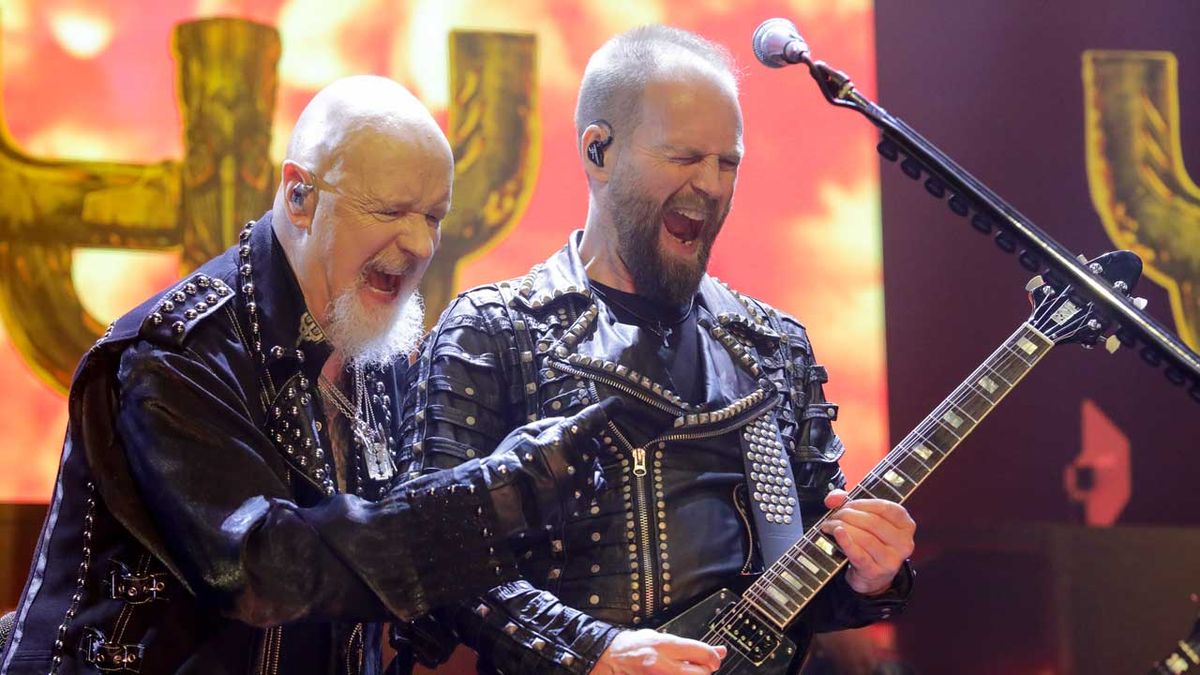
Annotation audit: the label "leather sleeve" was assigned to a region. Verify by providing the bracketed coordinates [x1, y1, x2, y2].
[115, 341, 519, 627]
[396, 291, 621, 674]
[774, 318, 914, 637]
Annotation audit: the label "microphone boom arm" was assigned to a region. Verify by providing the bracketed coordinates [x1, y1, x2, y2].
[801, 59, 1200, 402]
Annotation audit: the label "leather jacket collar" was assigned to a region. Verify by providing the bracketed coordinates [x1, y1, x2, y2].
[511, 229, 784, 349]
[244, 212, 335, 395]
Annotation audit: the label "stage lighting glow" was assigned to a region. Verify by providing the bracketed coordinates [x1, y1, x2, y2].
[49, 9, 113, 59]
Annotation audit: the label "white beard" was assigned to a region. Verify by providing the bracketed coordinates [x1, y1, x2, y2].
[324, 287, 425, 369]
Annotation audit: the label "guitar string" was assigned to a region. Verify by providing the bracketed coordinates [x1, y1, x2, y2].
[733, 314, 1061, 616]
[730, 334, 1039, 627]
[694, 319, 1062, 660]
[684, 300, 1079, 663]
[695, 340, 1035, 662]
[703, 320, 1065, 657]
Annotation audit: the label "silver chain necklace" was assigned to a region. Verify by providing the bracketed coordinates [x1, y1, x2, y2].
[238, 219, 394, 483]
[316, 367, 393, 481]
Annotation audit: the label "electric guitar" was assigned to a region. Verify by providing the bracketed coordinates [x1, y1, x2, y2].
[658, 250, 1145, 674]
[1150, 603, 1200, 674]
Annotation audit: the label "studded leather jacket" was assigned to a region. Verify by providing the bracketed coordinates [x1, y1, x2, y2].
[396, 232, 913, 674]
[0, 215, 609, 675]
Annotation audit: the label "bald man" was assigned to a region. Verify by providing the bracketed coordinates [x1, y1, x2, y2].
[0, 76, 616, 675]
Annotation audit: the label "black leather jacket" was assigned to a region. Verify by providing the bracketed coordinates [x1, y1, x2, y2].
[397, 232, 913, 674]
[0, 215, 606, 675]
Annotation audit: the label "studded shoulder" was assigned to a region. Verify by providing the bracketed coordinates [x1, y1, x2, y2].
[139, 273, 236, 348]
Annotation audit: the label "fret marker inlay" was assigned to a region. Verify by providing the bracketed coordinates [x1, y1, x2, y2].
[913, 444, 933, 461]
[883, 470, 905, 488]
[978, 376, 998, 393]
[778, 568, 806, 593]
[797, 556, 821, 575]
[765, 585, 793, 610]
[942, 410, 964, 428]
[813, 535, 836, 557]
[1016, 336, 1038, 354]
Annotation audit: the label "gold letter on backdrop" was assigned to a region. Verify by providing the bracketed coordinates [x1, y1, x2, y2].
[0, 18, 280, 391]
[1084, 50, 1200, 351]
[0, 20, 537, 392]
[422, 31, 539, 324]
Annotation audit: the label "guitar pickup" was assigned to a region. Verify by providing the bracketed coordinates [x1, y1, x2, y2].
[714, 612, 782, 666]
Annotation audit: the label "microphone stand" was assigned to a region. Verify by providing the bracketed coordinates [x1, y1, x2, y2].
[799, 57, 1200, 404]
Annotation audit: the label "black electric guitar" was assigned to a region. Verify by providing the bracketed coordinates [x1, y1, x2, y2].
[1150, 603, 1200, 674]
[658, 250, 1144, 674]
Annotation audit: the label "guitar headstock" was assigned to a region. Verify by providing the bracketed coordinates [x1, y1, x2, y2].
[1024, 250, 1144, 350]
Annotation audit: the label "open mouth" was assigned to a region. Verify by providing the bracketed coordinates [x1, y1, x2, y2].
[663, 207, 705, 246]
[364, 264, 405, 298]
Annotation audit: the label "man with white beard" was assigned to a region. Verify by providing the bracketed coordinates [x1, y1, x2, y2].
[0, 76, 618, 675]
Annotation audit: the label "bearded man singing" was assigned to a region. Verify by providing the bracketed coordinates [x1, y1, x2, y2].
[0, 76, 617, 675]
[396, 26, 917, 675]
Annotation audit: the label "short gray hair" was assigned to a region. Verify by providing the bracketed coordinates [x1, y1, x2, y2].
[574, 25, 739, 139]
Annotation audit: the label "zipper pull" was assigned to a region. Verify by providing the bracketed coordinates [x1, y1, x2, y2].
[632, 448, 647, 477]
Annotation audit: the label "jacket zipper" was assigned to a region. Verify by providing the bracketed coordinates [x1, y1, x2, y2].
[584, 376, 779, 622]
[552, 360, 683, 415]
[258, 626, 282, 675]
[600, 418, 658, 618]
[345, 623, 363, 675]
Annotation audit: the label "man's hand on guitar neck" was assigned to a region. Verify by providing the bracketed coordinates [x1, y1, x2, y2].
[819, 490, 917, 596]
[592, 629, 726, 675]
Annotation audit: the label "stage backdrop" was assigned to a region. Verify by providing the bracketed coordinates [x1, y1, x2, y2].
[0, 0, 886, 504]
[876, 1, 1200, 673]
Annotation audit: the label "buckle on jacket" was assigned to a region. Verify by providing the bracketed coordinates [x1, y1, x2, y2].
[79, 627, 144, 672]
[105, 560, 168, 604]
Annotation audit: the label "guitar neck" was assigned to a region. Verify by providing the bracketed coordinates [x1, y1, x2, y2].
[741, 321, 1056, 629]
[1150, 619, 1200, 674]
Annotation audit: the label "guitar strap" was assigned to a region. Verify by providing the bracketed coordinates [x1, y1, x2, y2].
[736, 302, 807, 567]
[739, 409, 806, 566]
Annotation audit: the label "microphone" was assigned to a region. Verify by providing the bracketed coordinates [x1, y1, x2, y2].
[751, 18, 809, 68]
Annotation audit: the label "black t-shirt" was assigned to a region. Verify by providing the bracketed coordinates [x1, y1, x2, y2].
[589, 281, 704, 406]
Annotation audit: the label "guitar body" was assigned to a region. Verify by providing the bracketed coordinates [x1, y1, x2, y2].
[658, 589, 800, 674]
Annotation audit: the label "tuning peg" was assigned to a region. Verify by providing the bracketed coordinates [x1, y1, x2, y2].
[1105, 335, 1121, 354]
[1077, 254, 1088, 263]
[1132, 297, 1148, 310]
[1025, 275, 1044, 292]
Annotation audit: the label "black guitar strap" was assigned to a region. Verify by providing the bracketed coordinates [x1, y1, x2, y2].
[739, 411, 806, 566]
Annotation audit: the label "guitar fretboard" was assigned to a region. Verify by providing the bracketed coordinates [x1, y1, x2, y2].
[739, 322, 1055, 628]
[1151, 626, 1200, 674]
